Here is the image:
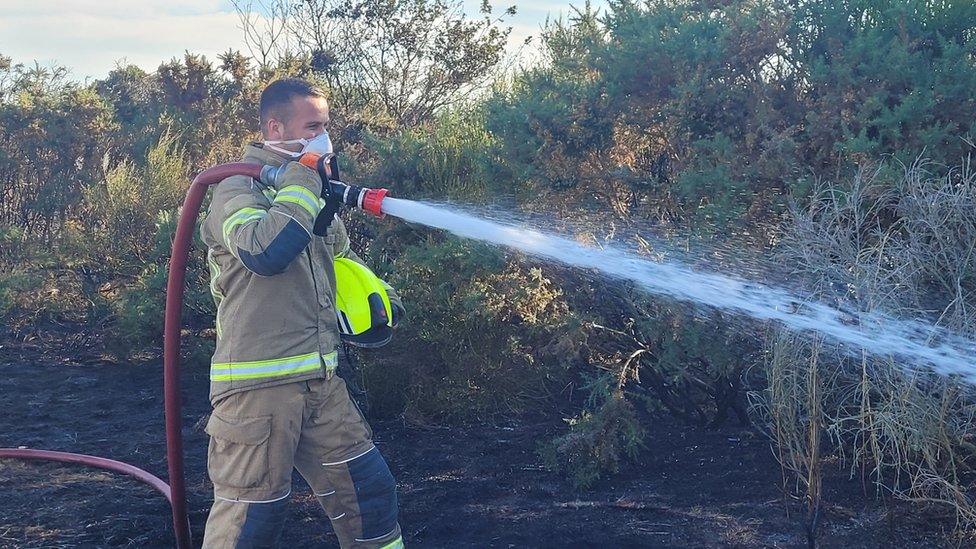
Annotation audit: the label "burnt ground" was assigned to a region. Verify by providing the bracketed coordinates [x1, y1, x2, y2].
[0, 330, 967, 548]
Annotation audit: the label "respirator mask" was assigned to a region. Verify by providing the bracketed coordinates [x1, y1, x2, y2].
[260, 130, 351, 235]
[263, 130, 341, 183]
[263, 130, 334, 159]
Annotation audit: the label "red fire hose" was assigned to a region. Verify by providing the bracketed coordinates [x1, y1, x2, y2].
[0, 448, 173, 500]
[0, 163, 262, 549]
[163, 162, 265, 547]
[2, 161, 389, 547]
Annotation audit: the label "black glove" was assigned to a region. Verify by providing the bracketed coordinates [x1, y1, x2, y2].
[312, 153, 343, 236]
[313, 189, 342, 236]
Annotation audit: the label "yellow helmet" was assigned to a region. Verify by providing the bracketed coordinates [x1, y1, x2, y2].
[334, 257, 394, 348]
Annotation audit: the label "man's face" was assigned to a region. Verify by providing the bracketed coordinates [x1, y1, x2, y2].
[265, 95, 330, 153]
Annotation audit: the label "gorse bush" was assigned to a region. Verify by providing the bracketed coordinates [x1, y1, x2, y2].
[542, 386, 645, 490]
[104, 209, 214, 361]
[0, 225, 24, 264]
[0, 72, 115, 240]
[80, 132, 189, 270]
[790, 0, 976, 166]
[365, 110, 512, 203]
[360, 233, 581, 421]
[487, 0, 976, 230]
[0, 271, 30, 319]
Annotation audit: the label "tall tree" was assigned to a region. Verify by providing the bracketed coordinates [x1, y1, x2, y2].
[236, 0, 515, 127]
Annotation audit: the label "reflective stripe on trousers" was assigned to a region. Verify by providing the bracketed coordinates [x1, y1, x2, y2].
[210, 351, 338, 382]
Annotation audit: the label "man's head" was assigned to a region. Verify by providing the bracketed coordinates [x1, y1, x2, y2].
[259, 78, 330, 152]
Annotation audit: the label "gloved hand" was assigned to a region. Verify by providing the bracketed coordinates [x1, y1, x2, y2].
[311, 153, 345, 234]
[273, 160, 336, 236]
[313, 182, 343, 236]
[274, 160, 323, 196]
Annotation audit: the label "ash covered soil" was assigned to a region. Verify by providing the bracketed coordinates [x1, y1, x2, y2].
[0, 333, 963, 548]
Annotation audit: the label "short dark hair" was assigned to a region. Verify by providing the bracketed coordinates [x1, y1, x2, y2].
[259, 78, 327, 128]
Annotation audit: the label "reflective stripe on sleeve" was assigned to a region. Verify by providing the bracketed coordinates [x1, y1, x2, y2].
[210, 351, 338, 382]
[206, 249, 225, 303]
[274, 185, 321, 217]
[222, 207, 267, 248]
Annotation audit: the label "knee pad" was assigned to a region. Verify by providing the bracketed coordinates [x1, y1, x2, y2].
[348, 448, 399, 541]
[237, 499, 288, 548]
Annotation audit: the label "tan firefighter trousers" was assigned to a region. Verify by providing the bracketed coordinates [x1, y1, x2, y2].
[202, 374, 403, 549]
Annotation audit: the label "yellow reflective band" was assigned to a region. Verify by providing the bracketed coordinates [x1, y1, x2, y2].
[211, 351, 338, 382]
[222, 207, 267, 247]
[206, 249, 225, 340]
[322, 351, 338, 370]
[274, 185, 321, 217]
[206, 249, 224, 302]
[378, 536, 404, 549]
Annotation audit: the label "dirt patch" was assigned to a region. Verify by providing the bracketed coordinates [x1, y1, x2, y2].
[0, 342, 963, 548]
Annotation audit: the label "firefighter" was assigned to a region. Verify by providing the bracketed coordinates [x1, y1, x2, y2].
[199, 77, 405, 549]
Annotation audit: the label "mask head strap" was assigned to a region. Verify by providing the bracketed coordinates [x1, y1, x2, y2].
[261, 137, 309, 158]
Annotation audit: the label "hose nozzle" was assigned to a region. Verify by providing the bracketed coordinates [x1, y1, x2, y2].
[326, 181, 388, 218]
[260, 154, 389, 218]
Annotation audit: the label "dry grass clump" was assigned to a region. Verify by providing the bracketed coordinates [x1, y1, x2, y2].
[751, 157, 976, 542]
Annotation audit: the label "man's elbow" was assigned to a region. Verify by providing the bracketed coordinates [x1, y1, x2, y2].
[238, 221, 311, 276]
[239, 250, 293, 276]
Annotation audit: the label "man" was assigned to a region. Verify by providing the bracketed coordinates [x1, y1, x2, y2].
[199, 78, 405, 549]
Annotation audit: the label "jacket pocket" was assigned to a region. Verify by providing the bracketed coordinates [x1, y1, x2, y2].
[205, 412, 272, 490]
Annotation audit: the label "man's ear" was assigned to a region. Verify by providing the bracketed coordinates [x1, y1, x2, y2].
[265, 117, 284, 140]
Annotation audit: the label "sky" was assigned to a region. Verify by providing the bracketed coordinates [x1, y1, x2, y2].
[0, 0, 606, 82]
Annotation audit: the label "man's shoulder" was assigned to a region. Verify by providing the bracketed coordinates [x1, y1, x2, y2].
[215, 172, 258, 191]
[210, 174, 267, 209]
[202, 175, 264, 236]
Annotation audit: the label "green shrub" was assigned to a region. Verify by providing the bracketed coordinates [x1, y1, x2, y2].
[0, 225, 24, 265]
[365, 109, 514, 203]
[0, 271, 30, 319]
[104, 208, 213, 361]
[360, 234, 581, 421]
[485, 0, 976, 231]
[0, 262, 106, 332]
[541, 383, 645, 490]
[77, 132, 189, 272]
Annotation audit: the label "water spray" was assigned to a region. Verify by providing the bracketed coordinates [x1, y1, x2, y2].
[379, 199, 976, 381]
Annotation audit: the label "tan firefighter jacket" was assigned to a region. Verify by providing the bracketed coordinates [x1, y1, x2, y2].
[200, 144, 401, 403]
